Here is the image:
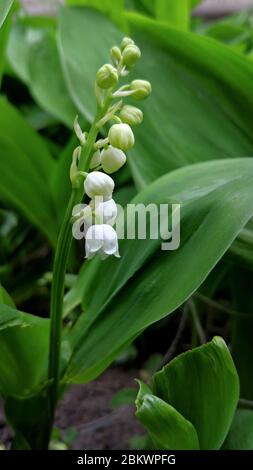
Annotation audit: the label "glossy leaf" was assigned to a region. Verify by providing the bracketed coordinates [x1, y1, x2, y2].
[7, 22, 76, 126]
[223, 410, 253, 450]
[136, 393, 199, 450]
[0, 135, 57, 245]
[0, 0, 13, 85]
[0, 283, 15, 308]
[153, 337, 239, 450]
[57, 8, 253, 191]
[0, 304, 49, 397]
[0, 98, 54, 183]
[155, 0, 189, 30]
[126, 12, 253, 187]
[0, 0, 13, 29]
[27, 29, 76, 127]
[0, 301, 50, 449]
[63, 158, 253, 383]
[58, 6, 123, 121]
[66, 0, 125, 25]
[5, 389, 51, 450]
[0, 99, 58, 244]
[7, 21, 30, 83]
[189, 0, 202, 8]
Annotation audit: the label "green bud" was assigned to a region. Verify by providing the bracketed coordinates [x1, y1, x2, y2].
[130, 79, 152, 100]
[121, 36, 135, 51]
[101, 146, 127, 174]
[108, 123, 135, 151]
[111, 46, 122, 66]
[96, 64, 118, 89]
[120, 105, 143, 126]
[122, 45, 141, 68]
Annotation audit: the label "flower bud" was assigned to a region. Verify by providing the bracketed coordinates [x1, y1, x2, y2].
[111, 46, 122, 66]
[119, 105, 143, 126]
[122, 45, 141, 68]
[84, 171, 115, 200]
[96, 64, 118, 89]
[121, 37, 135, 51]
[101, 146, 127, 174]
[108, 124, 135, 152]
[90, 150, 101, 169]
[130, 79, 152, 100]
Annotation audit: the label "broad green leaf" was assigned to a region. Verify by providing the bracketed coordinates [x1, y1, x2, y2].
[153, 337, 239, 450]
[58, 7, 123, 121]
[63, 158, 253, 383]
[229, 220, 253, 268]
[26, 29, 76, 127]
[66, 0, 125, 27]
[0, 300, 51, 449]
[0, 134, 57, 245]
[50, 136, 77, 226]
[0, 98, 54, 184]
[155, 0, 189, 30]
[125, 0, 155, 16]
[136, 393, 199, 450]
[7, 22, 76, 126]
[57, 8, 253, 190]
[0, 0, 13, 29]
[5, 388, 51, 450]
[6, 17, 57, 82]
[7, 21, 30, 83]
[0, 304, 49, 397]
[223, 410, 253, 450]
[0, 99, 58, 244]
[189, 0, 202, 8]
[126, 12, 253, 187]
[0, 0, 13, 86]
[200, 21, 247, 47]
[0, 283, 15, 308]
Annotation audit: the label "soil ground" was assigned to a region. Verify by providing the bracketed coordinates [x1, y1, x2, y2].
[0, 367, 143, 450]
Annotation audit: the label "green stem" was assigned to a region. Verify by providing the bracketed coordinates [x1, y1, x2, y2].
[47, 110, 104, 428]
[48, 188, 78, 413]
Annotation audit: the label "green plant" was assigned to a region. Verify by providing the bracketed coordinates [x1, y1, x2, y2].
[135, 337, 239, 450]
[1, 0, 253, 451]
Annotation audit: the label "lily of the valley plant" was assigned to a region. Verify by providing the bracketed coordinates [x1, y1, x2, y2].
[48, 36, 151, 443]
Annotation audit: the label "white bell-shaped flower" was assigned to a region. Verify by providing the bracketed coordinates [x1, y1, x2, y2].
[93, 198, 118, 226]
[72, 204, 93, 240]
[101, 146, 126, 174]
[84, 171, 115, 200]
[85, 224, 120, 260]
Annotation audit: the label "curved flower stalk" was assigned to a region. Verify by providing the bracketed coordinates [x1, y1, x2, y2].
[48, 36, 151, 432]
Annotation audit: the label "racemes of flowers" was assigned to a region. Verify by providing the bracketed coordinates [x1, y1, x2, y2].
[70, 36, 152, 260]
[48, 36, 151, 421]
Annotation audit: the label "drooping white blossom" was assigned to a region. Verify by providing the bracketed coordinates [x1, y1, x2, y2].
[93, 198, 118, 226]
[84, 171, 115, 200]
[85, 224, 120, 260]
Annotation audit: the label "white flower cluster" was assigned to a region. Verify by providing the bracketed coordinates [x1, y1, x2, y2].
[71, 37, 151, 261]
[83, 172, 119, 260]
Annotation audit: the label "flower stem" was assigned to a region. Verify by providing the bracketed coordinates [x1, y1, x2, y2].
[48, 188, 77, 414]
[47, 112, 104, 425]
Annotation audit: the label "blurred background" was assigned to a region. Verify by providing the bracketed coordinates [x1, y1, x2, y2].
[21, 0, 253, 17]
